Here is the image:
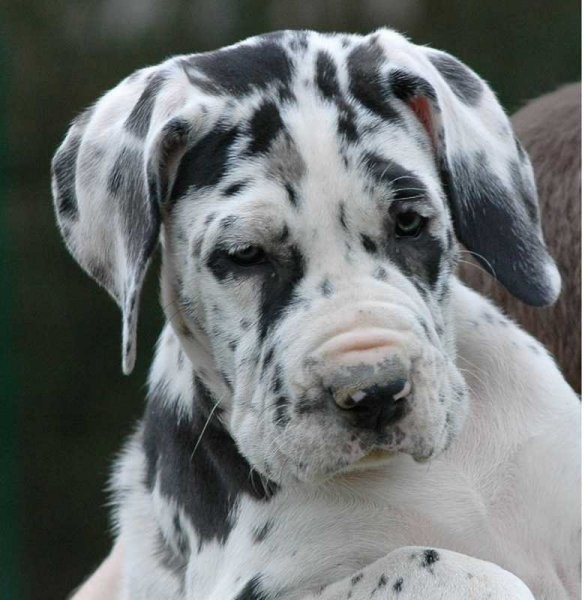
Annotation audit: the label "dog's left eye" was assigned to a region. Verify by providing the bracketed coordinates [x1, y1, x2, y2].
[395, 211, 426, 238]
[227, 245, 267, 266]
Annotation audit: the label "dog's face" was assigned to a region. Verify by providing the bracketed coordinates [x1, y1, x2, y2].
[52, 29, 559, 483]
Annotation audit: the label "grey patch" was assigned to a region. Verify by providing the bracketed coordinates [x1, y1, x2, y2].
[252, 520, 274, 543]
[428, 52, 483, 106]
[373, 266, 388, 281]
[125, 72, 167, 138]
[274, 396, 290, 428]
[319, 278, 334, 297]
[269, 135, 307, 189]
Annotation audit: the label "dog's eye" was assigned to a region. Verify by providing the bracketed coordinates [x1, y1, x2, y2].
[395, 211, 426, 238]
[227, 245, 267, 266]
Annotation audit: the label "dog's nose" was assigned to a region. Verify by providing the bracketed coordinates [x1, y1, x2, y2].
[333, 379, 411, 430]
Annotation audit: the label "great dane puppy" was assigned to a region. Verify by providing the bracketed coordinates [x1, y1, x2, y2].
[52, 29, 580, 599]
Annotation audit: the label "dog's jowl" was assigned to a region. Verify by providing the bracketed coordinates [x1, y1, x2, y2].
[52, 29, 579, 599]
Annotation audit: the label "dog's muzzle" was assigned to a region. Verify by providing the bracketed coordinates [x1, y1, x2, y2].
[310, 328, 415, 432]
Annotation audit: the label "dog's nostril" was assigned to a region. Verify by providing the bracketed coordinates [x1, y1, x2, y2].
[334, 380, 411, 429]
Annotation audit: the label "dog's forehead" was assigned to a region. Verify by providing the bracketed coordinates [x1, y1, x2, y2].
[172, 29, 442, 230]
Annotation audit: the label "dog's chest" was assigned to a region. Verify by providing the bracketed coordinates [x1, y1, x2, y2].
[186, 456, 512, 598]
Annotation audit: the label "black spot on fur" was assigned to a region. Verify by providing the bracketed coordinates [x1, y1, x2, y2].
[247, 101, 285, 155]
[393, 577, 404, 592]
[285, 182, 298, 206]
[171, 124, 240, 202]
[336, 100, 359, 142]
[235, 575, 269, 600]
[125, 72, 167, 138]
[351, 573, 363, 585]
[52, 134, 81, 220]
[339, 203, 349, 231]
[224, 180, 249, 196]
[253, 520, 274, 543]
[143, 379, 277, 548]
[422, 549, 440, 568]
[315, 50, 340, 99]
[360, 234, 377, 254]
[347, 40, 401, 122]
[258, 246, 305, 340]
[428, 52, 483, 106]
[183, 40, 293, 97]
[204, 212, 217, 225]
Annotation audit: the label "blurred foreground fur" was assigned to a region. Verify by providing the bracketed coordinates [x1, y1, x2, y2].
[460, 83, 581, 392]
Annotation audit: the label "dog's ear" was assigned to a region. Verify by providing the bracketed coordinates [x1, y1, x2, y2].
[51, 66, 194, 373]
[376, 30, 560, 306]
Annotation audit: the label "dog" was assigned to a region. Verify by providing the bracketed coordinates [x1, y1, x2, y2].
[52, 29, 580, 599]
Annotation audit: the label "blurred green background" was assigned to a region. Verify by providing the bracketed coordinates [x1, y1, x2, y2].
[1, 1, 580, 598]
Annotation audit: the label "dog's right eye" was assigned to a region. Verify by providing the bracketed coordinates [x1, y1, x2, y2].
[227, 245, 268, 266]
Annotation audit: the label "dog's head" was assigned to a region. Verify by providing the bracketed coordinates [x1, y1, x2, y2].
[52, 29, 559, 483]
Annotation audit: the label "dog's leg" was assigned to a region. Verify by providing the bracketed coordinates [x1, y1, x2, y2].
[302, 547, 535, 599]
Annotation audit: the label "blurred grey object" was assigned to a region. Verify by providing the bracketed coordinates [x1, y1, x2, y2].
[459, 83, 581, 392]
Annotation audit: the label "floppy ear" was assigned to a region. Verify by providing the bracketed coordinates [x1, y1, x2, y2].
[51, 65, 194, 373]
[377, 30, 560, 306]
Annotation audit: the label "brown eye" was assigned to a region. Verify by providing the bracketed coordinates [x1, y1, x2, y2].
[395, 211, 426, 238]
[228, 245, 267, 266]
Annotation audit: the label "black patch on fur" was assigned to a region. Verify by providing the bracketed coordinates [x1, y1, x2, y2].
[125, 72, 166, 138]
[362, 153, 426, 200]
[442, 152, 554, 305]
[143, 379, 277, 548]
[428, 52, 483, 106]
[284, 182, 298, 206]
[258, 246, 305, 339]
[360, 234, 377, 254]
[339, 203, 349, 231]
[253, 520, 274, 544]
[247, 101, 285, 155]
[52, 134, 81, 220]
[388, 69, 437, 104]
[393, 577, 404, 592]
[170, 124, 240, 202]
[224, 180, 249, 196]
[422, 549, 440, 567]
[351, 573, 363, 585]
[315, 50, 340, 99]
[336, 100, 359, 142]
[347, 40, 401, 122]
[235, 575, 269, 600]
[183, 40, 293, 97]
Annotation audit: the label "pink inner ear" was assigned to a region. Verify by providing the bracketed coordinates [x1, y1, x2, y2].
[407, 95, 435, 142]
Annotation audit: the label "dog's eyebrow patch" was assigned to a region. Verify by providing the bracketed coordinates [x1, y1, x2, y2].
[315, 50, 340, 99]
[247, 100, 285, 154]
[362, 152, 427, 200]
[125, 72, 167, 138]
[347, 40, 401, 122]
[170, 124, 239, 202]
[428, 52, 483, 106]
[183, 39, 293, 97]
